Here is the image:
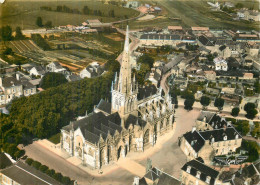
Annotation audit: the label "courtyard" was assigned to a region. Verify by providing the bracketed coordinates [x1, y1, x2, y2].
[24, 107, 200, 185]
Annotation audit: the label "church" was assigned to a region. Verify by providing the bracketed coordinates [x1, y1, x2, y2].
[60, 26, 175, 169]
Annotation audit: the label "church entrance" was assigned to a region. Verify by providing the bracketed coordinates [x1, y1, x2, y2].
[100, 148, 104, 167]
[107, 146, 111, 163]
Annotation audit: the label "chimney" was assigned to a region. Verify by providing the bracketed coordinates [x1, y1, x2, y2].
[203, 116, 207, 122]
[133, 176, 140, 185]
[16, 73, 20, 81]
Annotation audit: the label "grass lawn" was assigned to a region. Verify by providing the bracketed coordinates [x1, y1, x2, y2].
[48, 133, 61, 144]
[0, 1, 139, 29]
[128, 0, 259, 30]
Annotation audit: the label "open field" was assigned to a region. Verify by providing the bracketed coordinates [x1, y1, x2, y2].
[128, 0, 259, 30]
[0, 0, 139, 29]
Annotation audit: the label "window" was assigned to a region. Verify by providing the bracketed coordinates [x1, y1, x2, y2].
[186, 166, 191, 173]
[196, 171, 201, 179]
[206, 176, 211, 184]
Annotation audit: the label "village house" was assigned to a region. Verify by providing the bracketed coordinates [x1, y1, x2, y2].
[0, 74, 36, 105]
[125, 1, 140, 8]
[204, 71, 216, 81]
[46, 62, 67, 74]
[29, 66, 46, 78]
[181, 158, 222, 185]
[180, 126, 242, 163]
[145, 68, 161, 86]
[140, 34, 181, 46]
[79, 62, 104, 78]
[213, 57, 228, 71]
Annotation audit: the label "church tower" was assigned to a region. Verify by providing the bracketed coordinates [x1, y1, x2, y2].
[111, 26, 138, 120]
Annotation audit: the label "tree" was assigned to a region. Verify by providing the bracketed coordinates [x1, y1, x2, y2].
[62, 176, 71, 184]
[214, 98, 224, 111]
[184, 97, 195, 111]
[200, 96, 210, 108]
[231, 107, 240, 117]
[109, 9, 115, 17]
[82, 6, 90, 15]
[137, 54, 154, 68]
[36, 17, 43, 27]
[251, 122, 260, 138]
[45, 21, 52, 28]
[32, 161, 41, 169]
[3, 48, 13, 55]
[53, 172, 63, 182]
[46, 169, 55, 177]
[1, 26, 13, 41]
[244, 103, 258, 119]
[39, 165, 49, 173]
[14, 149, 25, 158]
[56, 5, 62, 12]
[136, 63, 150, 85]
[40, 72, 68, 89]
[26, 158, 34, 165]
[15, 27, 25, 40]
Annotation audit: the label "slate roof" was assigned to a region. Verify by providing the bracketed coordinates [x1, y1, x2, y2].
[67, 74, 81, 82]
[144, 167, 160, 181]
[62, 111, 145, 144]
[198, 35, 215, 46]
[2, 76, 22, 88]
[0, 161, 62, 185]
[184, 127, 241, 153]
[157, 173, 181, 185]
[138, 85, 157, 100]
[181, 159, 219, 185]
[0, 153, 13, 169]
[96, 99, 111, 114]
[140, 34, 181, 40]
[20, 77, 35, 90]
[139, 177, 148, 185]
[197, 111, 215, 123]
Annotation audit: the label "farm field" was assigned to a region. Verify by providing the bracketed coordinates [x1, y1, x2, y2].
[0, 0, 139, 29]
[128, 0, 259, 30]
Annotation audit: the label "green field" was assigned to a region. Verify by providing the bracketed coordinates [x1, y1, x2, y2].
[128, 0, 259, 30]
[0, 0, 139, 29]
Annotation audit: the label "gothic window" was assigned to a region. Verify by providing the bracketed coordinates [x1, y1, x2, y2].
[143, 129, 150, 145]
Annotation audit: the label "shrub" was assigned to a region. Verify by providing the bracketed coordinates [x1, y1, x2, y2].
[46, 169, 55, 177]
[39, 165, 49, 173]
[53, 172, 63, 182]
[26, 158, 34, 165]
[62, 176, 71, 184]
[32, 161, 42, 170]
[14, 149, 25, 158]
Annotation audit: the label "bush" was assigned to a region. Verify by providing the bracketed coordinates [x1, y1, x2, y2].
[244, 103, 258, 119]
[62, 176, 71, 184]
[241, 140, 259, 162]
[14, 149, 25, 158]
[184, 98, 195, 111]
[53, 172, 63, 182]
[46, 169, 55, 177]
[39, 165, 49, 173]
[26, 158, 34, 165]
[40, 72, 68, 89]
[32, 161, 42, 170]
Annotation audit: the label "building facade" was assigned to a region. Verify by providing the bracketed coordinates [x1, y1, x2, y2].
[60, 26, 175, 169]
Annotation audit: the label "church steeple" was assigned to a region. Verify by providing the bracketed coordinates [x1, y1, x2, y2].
[119, 25, 132, 94]
[111, 26, 138, 119]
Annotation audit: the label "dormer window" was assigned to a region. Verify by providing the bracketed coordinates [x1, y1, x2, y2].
[206, 176, 211, 183]
[235, 134, 239, 139]
[223, 135, 227, 141]
[196, 171, 201, 179]
[186, 166, 191, 173]
[211, 137, 215, 143]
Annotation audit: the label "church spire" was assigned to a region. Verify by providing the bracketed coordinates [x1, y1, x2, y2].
[119, 25, 132, 94]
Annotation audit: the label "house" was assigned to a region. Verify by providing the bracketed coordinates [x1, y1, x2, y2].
[21, 63, 37, 73]
[0, 74, 37, 105]
[80, 62, 104, 78]
[181, 158, 221, 185]
[29, 66, 46, 78]
[219, 160, 260, 185]
[145, 68, 161, 86]
[248, 10, 260, 22]
[213, 57, 228, 71]
[0, 161, 62, 185]
[46, 62, 67, 73]
[191, 27, 209, 35]
[125, 1, 140, 8]
[204, 71, 216, 81]
[168, 26, 183, 33]
[180, 125, 242, 162]
[66, 74, 81, 82]
[133, 166, 181, 185]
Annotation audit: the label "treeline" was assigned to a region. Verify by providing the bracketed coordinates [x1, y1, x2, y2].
[31, 34, 51, 50]
[0, 26, 25, 41]
[0, 60, 120, 159]
[26, 158, 73, 184]
[40, 5, 118, 18]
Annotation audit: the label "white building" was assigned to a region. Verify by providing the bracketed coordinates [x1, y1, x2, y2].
[80, 62, 104, 78]
[213, 57, 228, 71]
[46, 62, 67, 74]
